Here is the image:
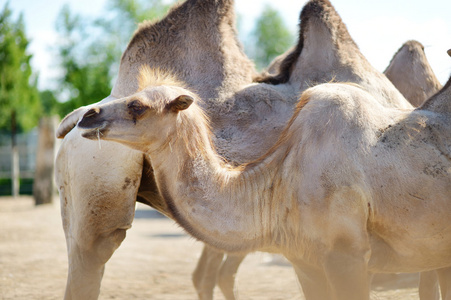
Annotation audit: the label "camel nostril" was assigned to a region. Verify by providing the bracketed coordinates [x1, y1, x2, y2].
[78, 107, 103, 130]
[83, 107, 101, 119]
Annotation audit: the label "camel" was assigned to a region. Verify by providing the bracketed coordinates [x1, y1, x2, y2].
[76, 64, 451, 300]
[196, 39, 446, 300]
[384, 40, 445, 300]
[385, 40, 442, 107]
[56, 0, 417, 299]
[55, 1, 256, 299]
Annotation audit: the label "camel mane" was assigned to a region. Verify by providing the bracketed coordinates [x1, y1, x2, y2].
[136, 66, 218, 163]
[137, 65, 187, 92]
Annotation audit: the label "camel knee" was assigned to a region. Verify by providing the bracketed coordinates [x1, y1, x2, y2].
[64, 228, 127, 300]
[94, 228, 127, 264]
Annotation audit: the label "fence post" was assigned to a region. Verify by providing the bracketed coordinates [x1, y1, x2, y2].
[11, 144, 19, 198]
[11, 110, 19, 198]
[33, 116, 58, 205]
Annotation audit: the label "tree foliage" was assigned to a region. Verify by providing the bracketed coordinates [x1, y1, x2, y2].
[0, 3, 40, 132]
[251, 5, 294, 70]
[54, 0, 172, 117]
[53, 1, 293, 116]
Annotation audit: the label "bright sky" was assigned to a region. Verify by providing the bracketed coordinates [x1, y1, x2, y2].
[8, 0, 451, 90]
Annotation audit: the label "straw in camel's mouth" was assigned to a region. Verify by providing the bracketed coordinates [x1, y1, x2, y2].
[79, 122, 108, 140]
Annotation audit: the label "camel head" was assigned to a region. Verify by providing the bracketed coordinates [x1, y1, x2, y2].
[78, 67, 201, 153]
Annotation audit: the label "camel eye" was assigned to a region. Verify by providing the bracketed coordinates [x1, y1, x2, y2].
[128, 100, 147, 115]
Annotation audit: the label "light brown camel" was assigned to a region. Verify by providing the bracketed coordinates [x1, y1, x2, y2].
[56, 0, 415, 299]
[385, 40, 442, 107]
[55, 1, 256, 299]
[384, 40, 445, 300]
[198, 38, 446, 300]
[77, 65, 451, 300]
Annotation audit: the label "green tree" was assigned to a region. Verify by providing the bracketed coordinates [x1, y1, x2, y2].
[251, 5, 294, 70]
[54, 0, 172, 117]
[0, 3, 41, 131]
[54, 5, 115, 116]
[0, 3, 40, 197]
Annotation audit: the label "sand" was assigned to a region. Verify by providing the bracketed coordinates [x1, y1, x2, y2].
[0, 197, 421, 299]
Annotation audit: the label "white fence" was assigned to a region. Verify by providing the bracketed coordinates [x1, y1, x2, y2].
[0, 130, 38, 179]
[0, 130, 38, 195]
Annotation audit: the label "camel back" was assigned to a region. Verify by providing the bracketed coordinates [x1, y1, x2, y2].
[420, 75, 451, 114]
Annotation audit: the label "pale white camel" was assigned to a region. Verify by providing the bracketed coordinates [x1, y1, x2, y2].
[56, 0, 414, 299]
[76, 66, 451, 300]
[55, 1, 256, 299]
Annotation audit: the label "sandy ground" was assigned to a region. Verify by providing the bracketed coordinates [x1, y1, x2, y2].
[0, 196, 422, 299]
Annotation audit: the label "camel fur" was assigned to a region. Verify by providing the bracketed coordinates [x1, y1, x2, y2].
[56, 0, 419, 299]
[55, 1, 255, 299]
[77, 66, 451, 300]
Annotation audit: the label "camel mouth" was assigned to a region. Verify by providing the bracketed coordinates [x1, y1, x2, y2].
[79, 124, 108, 140]
[78, 118, 109, 140]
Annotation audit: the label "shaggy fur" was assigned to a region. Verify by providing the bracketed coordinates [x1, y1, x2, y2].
[78, 74, 451, 300]
[137, 65, 187, 92]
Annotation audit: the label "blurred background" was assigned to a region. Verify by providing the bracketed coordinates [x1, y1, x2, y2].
[1, 0, 450, 203]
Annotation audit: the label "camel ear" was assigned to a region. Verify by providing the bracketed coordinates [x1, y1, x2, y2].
[448, 49, 451, 57]
[167, 95, 194, 112]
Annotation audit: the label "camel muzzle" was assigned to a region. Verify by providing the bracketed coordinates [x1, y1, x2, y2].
[78, 107, 102, 129]
[77, 107, 109, 140]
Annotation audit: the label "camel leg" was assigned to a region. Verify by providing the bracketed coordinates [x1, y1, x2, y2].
[437, 267, 451, 300]
[419, 271, 440, 300]
[56, 133, 142, 300]
[192, 245, 225, 300]
[292, 263, 331, 300]
[217, 253, 246, 300]
[63, 230, 125, 300]
[324, 251, 370, 300]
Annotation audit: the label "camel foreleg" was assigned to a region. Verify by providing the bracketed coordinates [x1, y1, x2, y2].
[192, 245, 225, 300]
[217, 253, 246, 300]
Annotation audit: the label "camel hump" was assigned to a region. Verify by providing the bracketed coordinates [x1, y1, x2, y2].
[254, 0, 355, 85]
[419, 75, 451, 115]
[119, 0, 254, 101]
[419, 47, 451, 113]
[385, 40, 442, 107]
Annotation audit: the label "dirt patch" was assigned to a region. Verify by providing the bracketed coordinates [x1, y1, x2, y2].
[0, 197, 420, 299]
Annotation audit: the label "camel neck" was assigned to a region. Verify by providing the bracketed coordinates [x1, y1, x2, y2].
[148, 113, 285, 252]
